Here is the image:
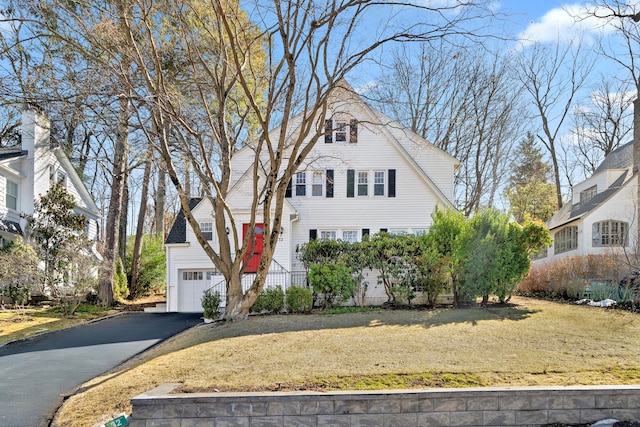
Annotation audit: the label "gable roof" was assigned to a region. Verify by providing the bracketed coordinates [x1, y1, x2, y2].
[51, 146, 101, 217]
[229, 80, 458, 207]
[547, 170, 630, 230]
[165, 198, 202, 244]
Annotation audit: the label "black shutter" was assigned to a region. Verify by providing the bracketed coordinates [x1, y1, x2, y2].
[388, 169, 396, 198]
[326, 169, 334, 198]
[285, 178, 292, 198]
[347, 169, 355, 198]
[380, 228, 388, 233]
[362, 228, 370, 237]
[324, 119, 333, 143]
[309, 229, 318, 241]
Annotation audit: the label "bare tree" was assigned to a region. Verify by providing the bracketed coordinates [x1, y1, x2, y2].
[120, 0, 499, 319]
[516, 39, 595, 208]
[570, 75, 633, 179]
[6, 0, 497, 318]
[367, 42, 524, 214]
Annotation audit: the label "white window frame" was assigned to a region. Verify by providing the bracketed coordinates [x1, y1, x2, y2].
[374, 171, 385, 196]
[342, 230, 358, 243]
[200, 222, 213, 241]
[592, 220, 628, 247]
[554, 226, 578, 254]
[357, 171, 368, 196]
[295, 172, 306, 196]
[335, 121, 347, 142]
[312, 171, 323, 197]
[182, 271, 204, 281]
[580, 185, 597, 205]
[5, 179, 18, 211]
[320, 230, 337, 241]
[389, 229, 408, 236]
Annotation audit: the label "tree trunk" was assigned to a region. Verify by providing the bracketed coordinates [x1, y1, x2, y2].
[119, 173, 129, 266]
[130, 143, 153, 298]
[98, 94, 129, 306]
[223, 272, 255, 321]
[155, 163, 166, 239]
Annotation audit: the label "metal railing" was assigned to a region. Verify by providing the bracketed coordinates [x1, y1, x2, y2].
[205, 262, 309, 307]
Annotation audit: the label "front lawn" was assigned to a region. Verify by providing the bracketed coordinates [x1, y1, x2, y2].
[54, 296, 640, 427]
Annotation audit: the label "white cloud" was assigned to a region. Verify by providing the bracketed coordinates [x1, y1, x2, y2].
[518, 3, 616, 47]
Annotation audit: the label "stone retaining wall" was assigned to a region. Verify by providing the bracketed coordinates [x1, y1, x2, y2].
[129, 384, 640, 427]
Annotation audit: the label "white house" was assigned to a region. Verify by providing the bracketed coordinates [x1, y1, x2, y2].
[165, 83, 460, 312]
[532, 140, 638, 265]
[0, 109, 101, 251]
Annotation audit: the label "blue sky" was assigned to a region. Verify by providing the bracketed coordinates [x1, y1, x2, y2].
[497, 1, 625, 44]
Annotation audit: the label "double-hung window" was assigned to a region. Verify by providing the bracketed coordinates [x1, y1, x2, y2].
[312, 172, 323, 196]
[342, 230, 358, 243]
[320, 230, 337, 241]
[357, 171, 368, 196]
[5, 180, 18, 210]
[200, 222, 213, 240]
[295, 172, 306, 196]
[374, 171, 385, 196]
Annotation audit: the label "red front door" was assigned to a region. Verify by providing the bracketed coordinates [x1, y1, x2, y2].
[242, 223, 264, 273]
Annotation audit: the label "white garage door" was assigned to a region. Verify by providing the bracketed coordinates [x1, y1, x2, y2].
[178, 270, 211, 312]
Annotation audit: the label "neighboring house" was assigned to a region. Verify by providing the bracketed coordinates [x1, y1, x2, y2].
[532, 140, 638, 265]
[165, 82, 460, 312]
[0, 109, 101, 253]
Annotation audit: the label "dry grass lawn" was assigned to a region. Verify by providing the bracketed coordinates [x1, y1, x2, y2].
[54, 297, 640, 427]
[0, 307, 118, 345]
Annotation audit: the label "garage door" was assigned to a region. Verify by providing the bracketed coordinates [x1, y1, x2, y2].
[178, 270, 210, 312]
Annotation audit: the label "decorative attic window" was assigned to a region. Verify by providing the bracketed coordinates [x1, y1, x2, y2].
[580, 185, 596, 205]
[592, 220, 628, 247]
[324, 117, 358, 143]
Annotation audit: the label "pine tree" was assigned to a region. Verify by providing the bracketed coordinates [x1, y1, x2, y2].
[505, 133, 557, 223]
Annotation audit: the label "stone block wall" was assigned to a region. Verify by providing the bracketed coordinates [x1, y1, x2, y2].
[129, 384, 640, 427]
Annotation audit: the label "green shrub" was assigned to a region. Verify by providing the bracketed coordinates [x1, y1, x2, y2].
[285, 286, 313, 313]
[0, 283, 30, 306]
[308, 263, 354, 308]
[251, 285, 285, 314]
[126, 235, 166, 297]
[113, 257, 129, 300]
[390, 284, 415, 305]
[201, 288, 222, 319]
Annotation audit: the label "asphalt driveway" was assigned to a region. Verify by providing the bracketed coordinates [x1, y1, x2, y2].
[0, 312, 202, 427]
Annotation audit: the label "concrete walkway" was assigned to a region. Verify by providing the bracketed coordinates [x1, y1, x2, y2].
[0, 312, 201, 427]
